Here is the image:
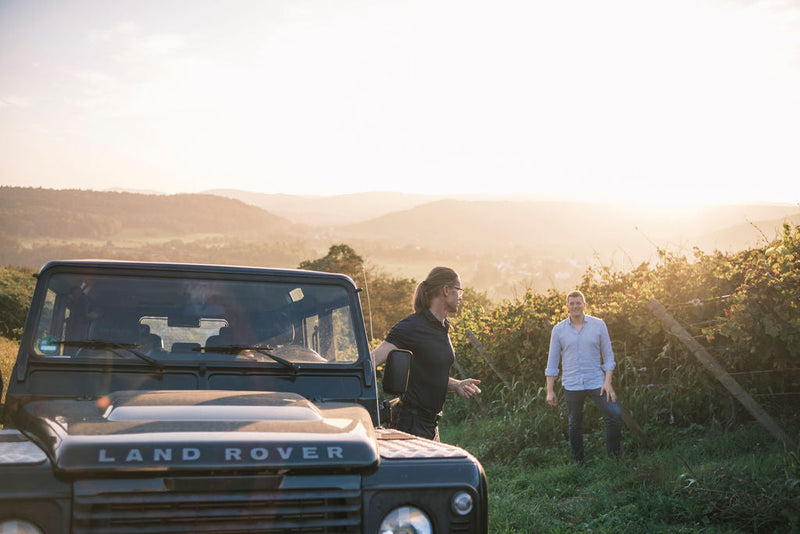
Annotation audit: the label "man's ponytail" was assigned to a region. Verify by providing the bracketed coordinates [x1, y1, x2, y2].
[413, 266, 459, 313]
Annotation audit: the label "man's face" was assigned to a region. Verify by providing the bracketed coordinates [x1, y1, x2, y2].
[445, 277, 464, 313]
[567, 296, 585, 318]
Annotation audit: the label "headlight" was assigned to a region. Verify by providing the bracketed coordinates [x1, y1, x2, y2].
[451, 491, 474, 515]
[0, 519, 44, 534]
[378, 506, 433, 534]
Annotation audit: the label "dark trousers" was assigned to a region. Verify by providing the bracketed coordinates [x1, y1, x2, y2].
[564, 388, 622, 462]
[396, 405, 440, 441]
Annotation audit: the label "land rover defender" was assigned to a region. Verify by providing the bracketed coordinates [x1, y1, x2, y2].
[0, 260, 487, 533]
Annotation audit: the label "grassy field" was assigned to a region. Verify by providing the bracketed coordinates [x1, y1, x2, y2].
[442, 417, 800, 533]
[18, 232, 230, 249]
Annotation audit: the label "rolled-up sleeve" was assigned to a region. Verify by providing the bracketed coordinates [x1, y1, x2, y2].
[599, 320, 616, 372]
[545, 322, 563, 377]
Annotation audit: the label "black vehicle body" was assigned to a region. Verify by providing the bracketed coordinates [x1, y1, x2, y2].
[0, 260, 487, 533]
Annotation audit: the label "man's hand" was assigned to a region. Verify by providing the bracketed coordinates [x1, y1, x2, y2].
[601, 382, 616, 403]
[546, 375, 557, 406]
[455, 378, 482, 399]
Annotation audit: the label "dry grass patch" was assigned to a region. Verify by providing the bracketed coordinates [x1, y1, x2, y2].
[1, 336, 19, 405]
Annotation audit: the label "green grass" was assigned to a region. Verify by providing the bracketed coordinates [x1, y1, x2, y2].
[442, 417, 800, 533]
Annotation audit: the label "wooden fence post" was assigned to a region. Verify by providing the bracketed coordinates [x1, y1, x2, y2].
[648, 299, 797, 450]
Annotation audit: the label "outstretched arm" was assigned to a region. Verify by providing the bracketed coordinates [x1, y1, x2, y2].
[449, 377, 481, 399]
[370, 340, 398, 369]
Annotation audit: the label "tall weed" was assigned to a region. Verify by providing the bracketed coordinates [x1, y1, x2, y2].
[0, 336, 18, 405]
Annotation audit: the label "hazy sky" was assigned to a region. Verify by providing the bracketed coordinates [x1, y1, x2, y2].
[2, 0, 799, 205]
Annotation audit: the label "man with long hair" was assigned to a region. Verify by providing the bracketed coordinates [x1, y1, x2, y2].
[372, 266, 481, 440]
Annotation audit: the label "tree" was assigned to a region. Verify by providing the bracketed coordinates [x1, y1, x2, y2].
[362, 271, 417, 341]
[0, 266, 37, 340]
[298, 245, 417, 341]
[298, 244, 364, 281]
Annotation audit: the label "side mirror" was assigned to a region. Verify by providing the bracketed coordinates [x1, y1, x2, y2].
[382, 349, 411, 395]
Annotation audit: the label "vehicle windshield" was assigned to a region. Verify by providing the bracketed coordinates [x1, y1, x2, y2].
[30, 272, 361, 365]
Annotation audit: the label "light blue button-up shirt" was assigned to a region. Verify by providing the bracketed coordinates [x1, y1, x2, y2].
[545, 314, 615, 391]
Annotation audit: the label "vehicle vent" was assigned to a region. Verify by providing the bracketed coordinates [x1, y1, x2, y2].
[450, 516, 471, 532]
[73, 475, 361, 534]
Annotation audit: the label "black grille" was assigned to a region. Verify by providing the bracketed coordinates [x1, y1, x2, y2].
[73, 475, 361, 534]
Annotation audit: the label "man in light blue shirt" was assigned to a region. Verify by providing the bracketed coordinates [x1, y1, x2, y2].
[546, 290, 622, 463]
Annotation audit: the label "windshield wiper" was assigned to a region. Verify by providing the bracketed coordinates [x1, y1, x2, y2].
[58, 340, 162, 368]
[197, 345, 299, 373]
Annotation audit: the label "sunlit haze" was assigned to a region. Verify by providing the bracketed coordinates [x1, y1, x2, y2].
[2, 0, 799, 206]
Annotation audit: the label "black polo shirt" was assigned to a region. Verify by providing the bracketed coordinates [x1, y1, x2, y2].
[385, 309, 455, 413]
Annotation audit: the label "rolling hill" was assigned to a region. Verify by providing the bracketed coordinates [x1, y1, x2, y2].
[204, 189, 461, 226]
[1, 186, 798, 299]
[0, 187, 304, 241]
[336, 199, 800, 261]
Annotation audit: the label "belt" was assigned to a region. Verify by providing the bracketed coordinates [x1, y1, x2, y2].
[399, 400, 442, 423]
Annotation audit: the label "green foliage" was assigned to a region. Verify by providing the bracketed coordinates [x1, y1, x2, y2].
[362, 273, 417, 340]
[452, 289, 563, 388]
[710, 225, 800, 373]
[449, 226, 800, 431]
[298, 244, 365, 280]
[0, 266, 36, 340]
[298, 244, 417, 341]
[439, 224, 800, 530]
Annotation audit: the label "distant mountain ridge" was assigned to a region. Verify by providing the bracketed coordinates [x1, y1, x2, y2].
[203, 189, 444, 226]
[2, 186, 798, 298]
[202, 188, 568, 226]
[0, 187, 302, 240]
[4, 185, 798, 260]
[203, 189, 799, 258]
[336, 198, 800, 261]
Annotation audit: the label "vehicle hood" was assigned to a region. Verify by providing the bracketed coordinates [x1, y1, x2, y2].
[19, 390, 378, 474]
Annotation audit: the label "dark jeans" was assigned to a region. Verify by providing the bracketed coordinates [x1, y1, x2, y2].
[564, 388, 622, 462]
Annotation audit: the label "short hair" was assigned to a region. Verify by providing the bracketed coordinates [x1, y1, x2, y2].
[566, 290, 586, 303]
[413, 266, 459, 313]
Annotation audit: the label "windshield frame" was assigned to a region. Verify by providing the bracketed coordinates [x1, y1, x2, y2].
[22, 261, 368, 372]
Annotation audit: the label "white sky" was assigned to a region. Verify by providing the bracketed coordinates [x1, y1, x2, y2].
[1, 0, 799, 205]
